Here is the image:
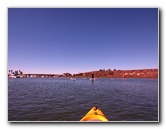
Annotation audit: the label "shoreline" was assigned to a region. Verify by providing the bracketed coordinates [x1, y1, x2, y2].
[8, 68, 158, 79]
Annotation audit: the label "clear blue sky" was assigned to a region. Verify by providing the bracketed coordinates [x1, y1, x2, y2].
[8, 8, 158, 74]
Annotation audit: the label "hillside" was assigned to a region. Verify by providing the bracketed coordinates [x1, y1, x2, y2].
[73, 69, 158, 78]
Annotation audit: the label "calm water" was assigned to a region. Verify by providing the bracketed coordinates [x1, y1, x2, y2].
[8, 78, 158, 122]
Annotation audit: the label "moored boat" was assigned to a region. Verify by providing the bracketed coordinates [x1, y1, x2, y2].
[71, 78, 76, 80]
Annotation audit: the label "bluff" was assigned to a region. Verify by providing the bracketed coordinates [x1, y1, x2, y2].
[73, 69, 158, 78]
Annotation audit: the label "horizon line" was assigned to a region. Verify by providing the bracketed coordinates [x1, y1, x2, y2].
[11, 68, 158, 75]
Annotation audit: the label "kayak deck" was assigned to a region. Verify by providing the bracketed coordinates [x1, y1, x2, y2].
[80, 106, 108, 122]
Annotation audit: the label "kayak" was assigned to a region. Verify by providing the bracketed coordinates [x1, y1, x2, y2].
[80, 106, 108, 122]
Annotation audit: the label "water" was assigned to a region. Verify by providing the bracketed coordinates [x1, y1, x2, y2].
[8, 78, 158, 122]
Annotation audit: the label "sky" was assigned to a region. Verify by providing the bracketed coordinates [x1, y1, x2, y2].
[8, 8, 158, 74]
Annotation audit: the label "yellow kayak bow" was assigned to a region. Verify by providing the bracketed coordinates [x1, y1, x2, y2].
[80, 106, 108, 122]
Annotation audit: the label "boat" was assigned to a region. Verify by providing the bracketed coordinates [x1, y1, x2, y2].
[83, 78, 88, 79]
[71, 74, 76, 80]
[80, 106, 108, 122]
[71, 78, 76, 80]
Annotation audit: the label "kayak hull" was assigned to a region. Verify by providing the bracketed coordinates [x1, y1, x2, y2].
[80, 106, 108, 122]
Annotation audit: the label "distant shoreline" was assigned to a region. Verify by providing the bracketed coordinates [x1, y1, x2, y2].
[8, 68, 158, 79]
